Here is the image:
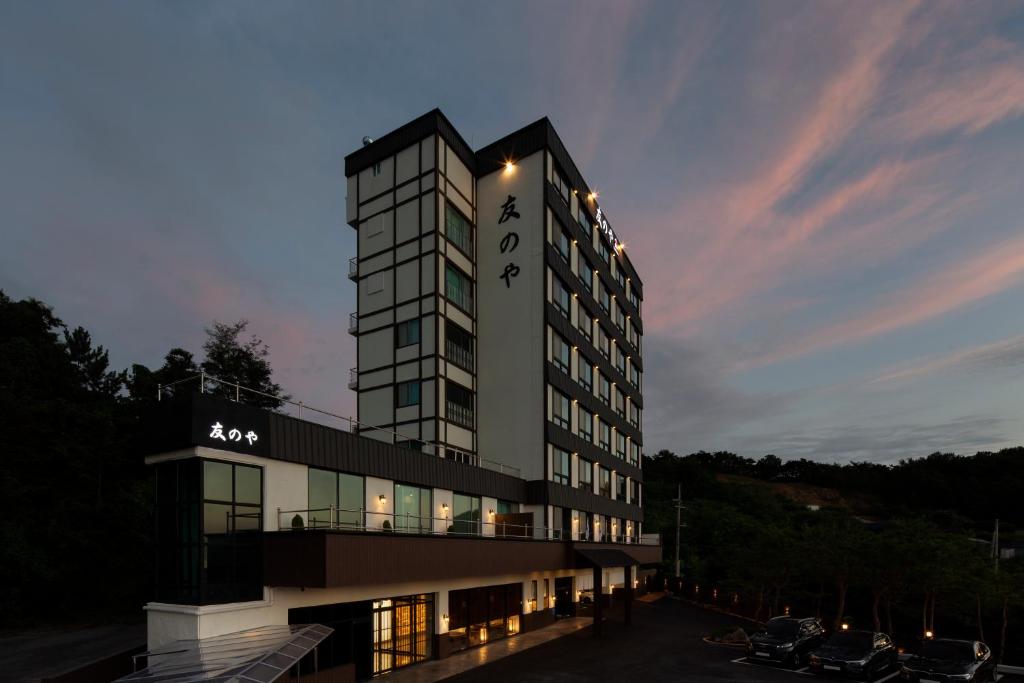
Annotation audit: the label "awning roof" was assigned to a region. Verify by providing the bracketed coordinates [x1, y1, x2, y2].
[576, 548, 639, 568]
[115, 624, 333, 683]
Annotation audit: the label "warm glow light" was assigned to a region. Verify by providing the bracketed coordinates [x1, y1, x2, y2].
[841, 623, 849, 631]
[488, 509, 495, 517]
[378, 494, 387, 505]
[504, 160, 515, 173]
[588, 191, 598, 201]
[925, 630, 934, 639]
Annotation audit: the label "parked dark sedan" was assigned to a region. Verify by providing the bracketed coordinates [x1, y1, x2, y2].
[809, 630, 898, 678]
[748, 616, 825, 666]
[900, 639, 995, 683]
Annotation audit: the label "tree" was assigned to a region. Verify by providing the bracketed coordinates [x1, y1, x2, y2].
[201, 320, 288, 409]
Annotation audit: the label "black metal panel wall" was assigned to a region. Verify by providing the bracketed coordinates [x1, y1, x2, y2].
[544, 422, 643, 482]
[525, 480, 643, 522]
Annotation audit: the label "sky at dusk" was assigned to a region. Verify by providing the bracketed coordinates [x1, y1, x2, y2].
[3, 0, 1024, 463]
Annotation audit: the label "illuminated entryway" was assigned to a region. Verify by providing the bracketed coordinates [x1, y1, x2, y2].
[372, 594, 433, 675]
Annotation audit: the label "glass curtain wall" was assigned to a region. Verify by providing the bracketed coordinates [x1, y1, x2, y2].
[308, 468, 365, 528]
[394, 484, 431, 533]
[446, 584, 522, 654]
[452, 493, 481, 535]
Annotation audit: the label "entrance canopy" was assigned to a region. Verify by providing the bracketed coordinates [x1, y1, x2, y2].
[116, 624, 333, 683]
[575, 548, 639, 568]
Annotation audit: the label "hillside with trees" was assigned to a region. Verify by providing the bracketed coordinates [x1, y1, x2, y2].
[642, 449, 1024, 663]
[0, 291, 287, 627]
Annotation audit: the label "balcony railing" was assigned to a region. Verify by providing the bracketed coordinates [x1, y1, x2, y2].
[347, 256, 358, 281]
[445, 340, 474, 371]
[348, 312, 358, 334]
[446, 401, 474, 429]
[154, 372, 520, 477]
[274, 506, 662, 546]
[348, 367, 357, 390]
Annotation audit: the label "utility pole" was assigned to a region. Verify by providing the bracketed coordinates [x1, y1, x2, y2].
[674, 483, 683, 578]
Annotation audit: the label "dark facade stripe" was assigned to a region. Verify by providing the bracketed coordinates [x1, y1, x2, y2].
[525, 480, 643, 522]
[545, 422, 643, 483]
[545, 360, 642, 445]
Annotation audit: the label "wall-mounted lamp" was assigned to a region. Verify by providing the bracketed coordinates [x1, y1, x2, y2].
[378, 494, 387, 505]
[442, 612, 449, 623]
[841, 623, 850, 631]
[572, 189, 578, 195]
[441, 502, 449, 513]
[488, 509, 495, 518]
[924, 630, 934, 639]
[504, 160, 515, 173]
[588, 192, 598, 201]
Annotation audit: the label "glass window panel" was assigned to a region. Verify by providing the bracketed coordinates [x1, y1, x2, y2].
[234, 464, 261, 505]
[233, 504, 261, 531]
[308, 468, 336, 526]
[204, 460, 233, 501]
[204, 502, 232, 535]
[339, 473, 364, 527]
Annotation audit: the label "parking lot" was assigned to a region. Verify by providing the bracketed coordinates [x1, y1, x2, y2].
[443, 598, 1024, 683]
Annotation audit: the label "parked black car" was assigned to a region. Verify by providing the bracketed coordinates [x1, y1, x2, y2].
[900, 639, 995, 683]
[748, 617, 825, 666]
[809, 630, 898, 678]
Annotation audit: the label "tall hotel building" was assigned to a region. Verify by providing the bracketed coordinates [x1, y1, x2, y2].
[130, 110, 656, 683]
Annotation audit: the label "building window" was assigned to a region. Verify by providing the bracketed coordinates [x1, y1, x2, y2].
[445, 203, 473, 255]
[629, 289, 640, 312]
[614, 304, 625, 332]
[578, 362, 593, 392]
[396, 380, 421, 408]
[616, 348, 626, 375]
[578, 405, 593, 442]
[628, 440, 640, 466]
[577, 253, 592, 293]
[555, 220, 571, 263]
[552, 332, 571, 375]
[598, 327, 610, 360]
[599, 284, 610, 314]
[446, 381, 474, 428]
[615, 389, 626, 418]
[615, 265, 626, 290]
[552, 276, 571, 319]
[599, 373, 610, 406]
[577, 314, 592, 342]
[199, 459, 263, 604]
[577, 204, 590, 231]
[445, 320, 474, 370]
[372, 161, 383, 177]
[630, 402, 640, 429]
[308, 468, 365, 528]
[552, 448, 570, 485]
[445, 263, 473, 311]
[551, 165, 570, 205]
[599, 466, 611, 498]
[452, 493, 481, 535]
[597, 239, 610, 266]
[630, 364, 640, 390]
[632, 480, 641, 505]
[395, 483, 431, 533]
[551, 389, 571, 430]
[396, 318, 421, 348]
[617, 473, 627, 500]
[598, 419, 610, 451]
[578, 457, 593, 490]
[616, 431, 627, 459]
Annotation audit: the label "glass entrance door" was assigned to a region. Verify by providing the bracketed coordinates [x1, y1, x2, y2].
[372, 594, 433, 675]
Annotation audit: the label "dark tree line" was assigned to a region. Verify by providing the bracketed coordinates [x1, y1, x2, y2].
[642, 450, 1024, 663]
[0, 292, 286, 626]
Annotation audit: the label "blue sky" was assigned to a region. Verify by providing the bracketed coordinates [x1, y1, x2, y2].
[3, 0, 1024, 462]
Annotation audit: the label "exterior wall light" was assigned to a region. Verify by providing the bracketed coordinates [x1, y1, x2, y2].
[841, 623, 850, 631]
[504, 160, 515, 173]
[588, 192, 598, 201]
[924, 630, 934, 639]
[488, 509, 495, 518]
[378, 494, 387, 505]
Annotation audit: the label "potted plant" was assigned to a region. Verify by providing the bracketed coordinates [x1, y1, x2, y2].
[291, 514, 304, 530]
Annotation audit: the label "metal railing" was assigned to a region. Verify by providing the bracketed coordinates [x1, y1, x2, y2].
[274, 506, 662, 545]
[444, 340, 474, 371]
[155, 372, 521, 477]
[348, 312, 358, 334]
[348, 256, 358, 279]
[446, 401, 474, 429]
[348, 367, 358, 389]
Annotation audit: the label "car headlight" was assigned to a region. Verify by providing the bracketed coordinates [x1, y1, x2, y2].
[779, 642, 795, 650]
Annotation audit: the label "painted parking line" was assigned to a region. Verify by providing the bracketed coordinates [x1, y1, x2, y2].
[730, 657, 815, 676]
